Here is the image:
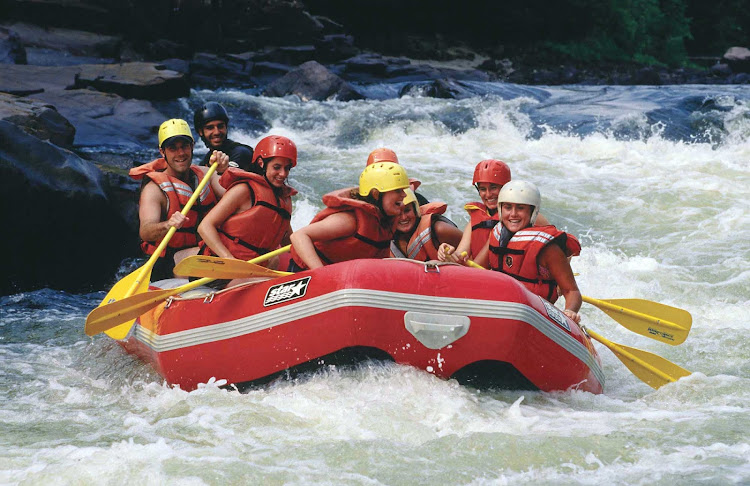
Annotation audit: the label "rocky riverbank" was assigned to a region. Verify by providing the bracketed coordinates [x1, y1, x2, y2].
[1, 1, 748, 294]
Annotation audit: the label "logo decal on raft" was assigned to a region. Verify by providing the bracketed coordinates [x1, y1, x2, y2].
[263, 276, 312, 307]
[541, 299, 571, 332]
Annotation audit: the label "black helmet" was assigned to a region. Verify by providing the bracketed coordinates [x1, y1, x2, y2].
[193, 102, 229, 132]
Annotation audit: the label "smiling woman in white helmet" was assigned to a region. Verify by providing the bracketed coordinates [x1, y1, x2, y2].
[437, 159, 551, 264]
[477, 180, 583, 323]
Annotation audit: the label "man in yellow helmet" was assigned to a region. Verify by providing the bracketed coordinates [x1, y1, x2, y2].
[128, 118, 230, 280]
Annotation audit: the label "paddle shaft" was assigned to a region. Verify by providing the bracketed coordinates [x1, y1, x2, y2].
[124, 162, 218, 297]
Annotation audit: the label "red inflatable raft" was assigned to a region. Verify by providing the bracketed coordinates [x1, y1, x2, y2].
[118, 259, 604, 393]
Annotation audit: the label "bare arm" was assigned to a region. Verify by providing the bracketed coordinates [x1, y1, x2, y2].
[539, 243, 582, 323]
[473, 238, 490, 268]
[290, 211, 358, 270]
[281, 222, 292, 247]
[138, 181, 184, 243]
[434, 219, 464, 249]
[197, 184, 252, 259]
[202, 151, 230, 199]
[438, 221, 472, 263]
[536, 212, 550, 226]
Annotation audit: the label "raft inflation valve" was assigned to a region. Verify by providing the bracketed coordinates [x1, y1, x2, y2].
[404, 312, 470, 349]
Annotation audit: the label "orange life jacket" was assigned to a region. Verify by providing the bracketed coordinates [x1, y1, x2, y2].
[290, 188, 394, 269]
[129, 158, 217, 256]
[199, 169, 296, 261]
[488, 224, 581, 303]
[465, 201, 499, 258]
[390, 202, 448, 261]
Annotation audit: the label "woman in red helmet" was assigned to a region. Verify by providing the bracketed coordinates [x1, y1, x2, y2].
[438, 159, 549, 264]
[197, 135, 297, 265]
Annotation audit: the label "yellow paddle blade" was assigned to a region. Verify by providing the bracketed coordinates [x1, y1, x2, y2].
[85, 246, 293, 337]
[84, 267, 152, 338]
[586, 328, 691, 389]
[86, 287, 178, 337]
[174, 256, 293, 279]
[85, 277, 214, 337]
[583, 296, 692, 345]
[85, 162, 219, 338]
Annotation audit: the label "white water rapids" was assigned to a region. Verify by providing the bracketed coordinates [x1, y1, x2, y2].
[1, 83, 748, 484]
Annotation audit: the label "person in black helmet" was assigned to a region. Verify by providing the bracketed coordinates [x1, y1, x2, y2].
[194, 102, 256, 173]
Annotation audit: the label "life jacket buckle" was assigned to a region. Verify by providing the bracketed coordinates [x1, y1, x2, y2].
[203, 292, 215, 304]
[165, 297, 174, 309]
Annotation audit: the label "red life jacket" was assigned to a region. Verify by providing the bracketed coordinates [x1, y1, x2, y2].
[199, 169, 296, 261]
[465, 201, 499, 258]
[290, 188, 394, 269]
[390, 202, 448, 261]
[488, 224, 582, 303]
[129, 158, 217, 256]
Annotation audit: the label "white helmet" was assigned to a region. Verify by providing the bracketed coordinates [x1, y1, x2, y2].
[498, 180, 541, 225]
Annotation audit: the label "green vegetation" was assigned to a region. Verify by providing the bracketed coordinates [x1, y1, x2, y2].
[306, 0, 749, 67]
[544, 0, 692, 66]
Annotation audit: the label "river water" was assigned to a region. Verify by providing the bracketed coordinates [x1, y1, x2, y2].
[2, 83, 749, 484]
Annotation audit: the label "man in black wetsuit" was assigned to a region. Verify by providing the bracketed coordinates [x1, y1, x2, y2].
[194, 102, 257, 173]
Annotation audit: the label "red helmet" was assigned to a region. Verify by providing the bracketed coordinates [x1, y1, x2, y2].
[473, 159, 511, 186]
[252, 135, 297, 167]
[366, 148, 399, 166]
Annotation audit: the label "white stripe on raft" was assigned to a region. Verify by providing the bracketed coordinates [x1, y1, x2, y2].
[134, 288, 605, 385]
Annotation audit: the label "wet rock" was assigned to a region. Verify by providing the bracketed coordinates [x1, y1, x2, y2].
[710, 63, 733, 77]
[2, 21, 121, 59]
[263, 60, 364, 101]
[159, 58, 190, 75]
[0, 64, 80, 95]
[252, 45, 318, 66]
[0, 27, 27, 64]
[630, 67, 665, 85]
[188, 52, 252, 87]
[723, 47, 750, 73]
[0, 120, 137, 295]
[144, 39, 191, 61]
[342, 53, 409, 76]
[314, 35, 360, 63]
[728, 72, 750, 84]
[399, 78, 475, 99]
[73, 62, 189, 100]
[251, 61, 293, 77]
[29, 89, 166, 150]
[0, 92, 75, 148]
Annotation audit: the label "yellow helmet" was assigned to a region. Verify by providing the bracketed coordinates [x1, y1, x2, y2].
[158, 119, 194, 148]
[358, 162, 410, 197]
[402, 188, 421, 216]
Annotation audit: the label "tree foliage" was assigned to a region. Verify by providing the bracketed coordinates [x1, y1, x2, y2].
[305, 0, 748, 66]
